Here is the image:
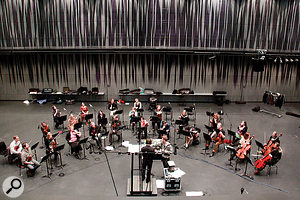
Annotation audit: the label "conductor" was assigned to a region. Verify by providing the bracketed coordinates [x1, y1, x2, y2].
[141, 138, 155, 183]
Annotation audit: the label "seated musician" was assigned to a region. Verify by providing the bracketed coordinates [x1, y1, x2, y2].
[179, 110, 189, 132]
[141, 138, 155, 183]
[134, 98, 142, 116]
[209, 123, 225, 157]
[159, 121, 170, 139]
[67, 126, 82, 159]
[52, 105, 62, 128]
[80, 102, 89, 125]
[68, 114, 78, 130]
[238, 121, 248, 136]
[97, 110, 107, 133]
[109, 115, 121, 145]
[152, 105, 162, 132]
[140, 117, 149, 139]
[185, 126, 200, 148]
[41, 121, 50, 144]
[21, 142, 40, 174]
[152, 135, 173, 168]
[108, 99, 118, 119]
[265, 131, 281, 147]
[45, 132, 58, 160]
[229, 132, 252, 161]
[129, 107, 138, 132]
[8, 136, 22, 164]
[210, 113, 220, 130]
[255, 141, 282, 175]
[89, 122, 101, 148]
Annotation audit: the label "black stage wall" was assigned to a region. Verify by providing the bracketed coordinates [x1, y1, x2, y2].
[0, 54, 299, 101]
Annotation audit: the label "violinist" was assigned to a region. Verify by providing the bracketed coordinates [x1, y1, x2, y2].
[209, 123, 225, 157]
[108, 99, 118, 118]
[109, 115, 121, 145]
[179, 110, 189, 132]
[45, 132, 59, 160]
[41, 121, 50, 143]
[89, 122, 101, 148]
[210, 113, 220, 130]
[52, 105, 62, 128]
[67, 126, 82, 159]
[97, 110, 107, 133]
[68, 114, 78, 131]
[8, 136, 22, 164]
[152, 105, 162, 132]
[80, 102, 89, 124]
[159, 121, 170, 139]
[21, 142, 40, 172]
[134, 98, 142, 116]
[140, 117, 149, 139]
[184, 126, 200, 149]
[129, 107, 138, 132]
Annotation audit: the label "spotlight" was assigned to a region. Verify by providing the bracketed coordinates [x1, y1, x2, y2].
[285, 58, 289, 62]
[295, 58, 299, 62]
[279, 58, 283, 63]
[274, 57, 278, 63]
[290, 58, 294, 62]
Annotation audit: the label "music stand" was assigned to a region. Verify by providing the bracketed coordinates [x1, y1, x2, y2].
[58, 115, 67, 129]
[201, 132, 212, 155]
[41, 153, 52, 179]
[227, 130, 236, 145]
[137, 109, 144, 116]
[85, 114, 93, 121]
[54, 144, 65, 168]
[157, 130, 167, 139]
[180, 130, 191, 148]
[74, 122, 82, 130]
[31, 142, 39, 160]
[242, 155, 254, 179]
[206, 111, 213, 125]
[226, 146, 236, 168]
[114, 110, 124, 124]
[205, 125, 214, 133]
[184, 107, 193, 113]
[79, 137, 89, 160]
[255, 140, 264, 160]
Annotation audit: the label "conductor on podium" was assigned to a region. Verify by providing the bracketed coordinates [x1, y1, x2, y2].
[141, 139, 155, 183]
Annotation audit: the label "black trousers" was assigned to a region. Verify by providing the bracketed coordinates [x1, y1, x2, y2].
[142, 160, 153, 182]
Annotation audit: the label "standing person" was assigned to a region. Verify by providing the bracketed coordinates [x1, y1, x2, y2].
[52, 105, 62, 128]
[141, 139, 155, 183]
[108, 99, 118, 119]
[97, 110, 107, 133]
[80, 102, 89, 124]
[134, 98, 142, 116]
[152, 105, 162, 132]
[129, 107, 138, 132]
[41, 121, 50, 144]
[140, 117, 149, 139]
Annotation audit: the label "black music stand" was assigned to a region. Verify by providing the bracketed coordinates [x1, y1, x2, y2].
[226, 146, 236, 168]
[137, 109, 144, 117]
[175, 120, 185, 139]
[58, 115, 67, 129]
[206, 111, 214, 125]
[150, 116, 160, 135]
[157, 130, 167, 139]
[98, 118, 108, 134]
[114, 110, 124, 124]
[227, 129, 236, 146]
[131, 116, 141, 139]
[41, 153, 52, 179]
[201, 132, 211, 155]
[79, 137, 89, 160]
[205, 125, 214, 134]
[31, 142, 39, 161]
[242, 155, 254, 179]
[85, 114, 93, 121]
[255, 140, 264, 160]
[74, 122, 82, 130]
[180, 130, 191, 149]
[162, 106, 172, 121]
[53, 144, 65, 168]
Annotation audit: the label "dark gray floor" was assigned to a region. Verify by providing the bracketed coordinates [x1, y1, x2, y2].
[0, 101, 299, 200]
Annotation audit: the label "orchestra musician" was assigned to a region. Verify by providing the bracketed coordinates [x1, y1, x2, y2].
[108, 99, 118, 119]
[97, 110, 107, 133]
[52, 105, 62, 128]
[134, 98, 142, 116]
[129, 107, 138, 132]
[210, 113, 220, 130]
[140, 117, 149, 139]
[238, 121, 248, 136]
[45, 132, 59, 160]
[89, 122, 101, 148]
[21, 142, 41, 174]
[152, 105, 162, 132]
[80, 102, 89, 125]
[67, 126, 82, 159]
[179, 110, 189, 132]
[152, 135, 173, 168]
[229, 132, 252, 161]
[209, 123, 225, 157]
[8, 136, 22, 165]
[159, 121, 170, 139]
[184, 126, 200, 149]
[41, 121, 50, 144]
[68, 114, 78, 131]
[141, 138, 155, 183]
[109, 115, 121, 145]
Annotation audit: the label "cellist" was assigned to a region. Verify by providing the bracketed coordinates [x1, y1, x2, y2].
[209, 123, 225, 157]
[229, 132, 253, 161]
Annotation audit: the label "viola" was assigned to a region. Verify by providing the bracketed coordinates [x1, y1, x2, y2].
[236, 136, 255, 159]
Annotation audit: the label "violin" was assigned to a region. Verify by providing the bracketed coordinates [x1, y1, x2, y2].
[14, 144, 21, 151]
[26, 155, 33, 162]
[236, 136, 255, 159]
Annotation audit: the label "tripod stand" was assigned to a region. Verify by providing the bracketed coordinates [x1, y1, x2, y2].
[79, 137, 89, 160]
[54, 144, 66, 168]
[41, 153, 52, 179]
[242, 155, 254, 179]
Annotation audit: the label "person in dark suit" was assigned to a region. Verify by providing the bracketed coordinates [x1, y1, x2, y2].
[141, 138, 155, 183]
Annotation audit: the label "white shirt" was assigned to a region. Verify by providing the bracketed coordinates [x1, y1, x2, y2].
[10, 140, 22, 154]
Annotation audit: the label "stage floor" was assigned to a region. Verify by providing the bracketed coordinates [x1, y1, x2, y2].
[0, 101, 299, 200]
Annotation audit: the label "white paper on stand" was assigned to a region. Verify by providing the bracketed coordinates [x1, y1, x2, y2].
[122, 141, 130, 147]
[127, 144, 140, 153]
[171, 168, 186, 178]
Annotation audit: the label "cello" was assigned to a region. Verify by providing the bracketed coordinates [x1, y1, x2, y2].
[255, 142, 280, 172]
[236, 135, 255, 159]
